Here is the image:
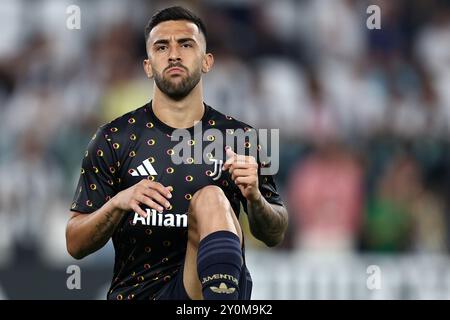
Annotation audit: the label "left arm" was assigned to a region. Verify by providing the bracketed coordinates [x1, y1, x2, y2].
[246, 194, 288, 247]
[223, 148, 288, 247]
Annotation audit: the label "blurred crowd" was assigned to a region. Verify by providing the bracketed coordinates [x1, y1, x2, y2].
[1, 0, 450, 267]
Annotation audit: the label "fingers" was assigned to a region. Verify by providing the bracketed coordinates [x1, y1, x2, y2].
[223, 147, 261, 201]
[226, 160, 257, 170]
[224, 148, 251, 170]
[224, 152, 258, 190]
[223, 149, 257, 171]
[230, 168, 258, 181]
[140, 188, 170, 212]
[228, 163, 258, 181]
[140, 180, 172, 198]
[234, 176, 257, 186]
[137, 193, 164, 213]
[225, 147, 236, 159]
[223, 149, 236, 171]
[131, 201, 148, 218]
[131, 180, 172, 213]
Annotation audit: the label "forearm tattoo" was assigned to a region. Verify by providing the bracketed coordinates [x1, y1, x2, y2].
[247, 196, 288, 246]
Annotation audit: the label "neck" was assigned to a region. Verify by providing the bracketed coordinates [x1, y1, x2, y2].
[152, 82, 205, 129]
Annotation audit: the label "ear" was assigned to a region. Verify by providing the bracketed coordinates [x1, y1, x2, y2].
[143, 59, 153, 79]
[201, 53, 214, 74]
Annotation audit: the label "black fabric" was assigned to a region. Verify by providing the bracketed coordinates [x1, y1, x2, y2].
[70, 101, 281, 300]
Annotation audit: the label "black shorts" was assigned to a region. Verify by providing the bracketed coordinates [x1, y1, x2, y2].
[156, 263, 253, 300]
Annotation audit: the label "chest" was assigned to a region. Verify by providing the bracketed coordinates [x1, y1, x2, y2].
[118, 131, 238, 214]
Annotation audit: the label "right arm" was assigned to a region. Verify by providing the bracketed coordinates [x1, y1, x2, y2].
[66, 180, 172, 259]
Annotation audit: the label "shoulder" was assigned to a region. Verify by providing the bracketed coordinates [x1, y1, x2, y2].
[102, 103, 149, 131]
[85, 104, 149, 154]
[206, 104, 254, 132]
[95, 103, 150, 138]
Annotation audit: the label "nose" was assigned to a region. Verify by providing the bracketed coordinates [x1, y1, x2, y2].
[168, 45, 181, 63]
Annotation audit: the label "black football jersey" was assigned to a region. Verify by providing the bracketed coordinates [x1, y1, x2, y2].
[70, 101, 283, 300]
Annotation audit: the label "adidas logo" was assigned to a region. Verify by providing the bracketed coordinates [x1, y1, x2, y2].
[210, 283, 235, 294]
[130, 159, 157, 176]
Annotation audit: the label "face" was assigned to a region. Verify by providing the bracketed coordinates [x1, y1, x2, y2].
[144, 20, 213, 101]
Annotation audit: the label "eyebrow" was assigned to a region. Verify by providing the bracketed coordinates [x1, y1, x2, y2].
[153, 38, 196, 46]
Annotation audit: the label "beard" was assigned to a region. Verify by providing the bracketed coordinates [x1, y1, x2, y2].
[153, 63, 201, 101]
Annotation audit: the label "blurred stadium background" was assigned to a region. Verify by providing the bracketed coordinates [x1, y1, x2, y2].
[1, 0, 450, 299]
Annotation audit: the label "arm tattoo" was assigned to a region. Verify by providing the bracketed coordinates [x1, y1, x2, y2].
[92, 210, 116, 245]
[247, 195, 288, 247]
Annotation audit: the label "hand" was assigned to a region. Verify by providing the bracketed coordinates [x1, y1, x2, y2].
[223, 147, 261, 202]
[111, 180, 172, 218]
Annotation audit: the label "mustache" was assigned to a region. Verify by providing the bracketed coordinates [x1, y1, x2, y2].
[164, 63, 188, 73]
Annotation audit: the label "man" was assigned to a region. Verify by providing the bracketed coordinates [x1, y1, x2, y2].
[66, 6, 288, 300]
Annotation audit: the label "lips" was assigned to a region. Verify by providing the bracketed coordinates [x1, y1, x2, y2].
[166, 67, 185, 74]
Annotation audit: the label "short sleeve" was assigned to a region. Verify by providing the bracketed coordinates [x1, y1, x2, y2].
[240, 129, 284, 212]
[240, 170, 284, 214]
[70, 127, 118, 213]
[257, 174, 283, 206]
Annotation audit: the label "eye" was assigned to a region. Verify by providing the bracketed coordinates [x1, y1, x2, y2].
[156, 45, 167, 51]
[181, 43, 193, 48]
